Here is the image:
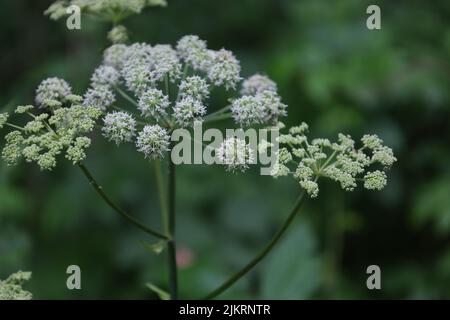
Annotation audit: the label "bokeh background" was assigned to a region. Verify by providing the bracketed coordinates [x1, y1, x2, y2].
[1, 0, 449, 299]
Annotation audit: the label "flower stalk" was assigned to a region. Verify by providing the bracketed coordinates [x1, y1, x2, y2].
[203, 191, 306, 300]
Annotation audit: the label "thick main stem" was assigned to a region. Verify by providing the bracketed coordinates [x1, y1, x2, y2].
[167, 157, 178, 299]
[78, 163, 168, 240]
[203, 191, 306, 300]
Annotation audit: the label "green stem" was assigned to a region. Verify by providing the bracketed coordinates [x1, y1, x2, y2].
[5, 123, 25, 131]
[203, 191, 307, 300]
[167, 154, 178, 299]
[78, 163, 169, 241]
[203, 113, 232, 124]
[154, 160, 169, 235]
[204, 105, 231, 120]
[115, 86, 139, 107]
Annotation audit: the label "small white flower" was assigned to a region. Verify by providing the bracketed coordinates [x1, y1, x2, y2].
[107, 24, 128, 43]
[241, 74, 277, 96]
[0, 113, 9, 129]
[83, 85, 116, 111]
[231, 95, 266, 127]
[102, 111, 136, 145]
[173, 96, 206, 127]
[138, 88, 170, 120]
[372, 146, 397, 167]
[176, 35, 212, 71]
[35, 77, 72, 108]
[364, 170, 387, 190]
[103, 44, 129, 70]
[91, 65, 121, 88]
[257, 90, 287, 124]
[122, 61, 154, 96]
[148, 44, 182, 82]
[216, 137, 254, 172]
[136, 125, 170, 160]
[208, 49, 241, 90]
[361, 134, 383, 150]
[178, 76, 209, 101]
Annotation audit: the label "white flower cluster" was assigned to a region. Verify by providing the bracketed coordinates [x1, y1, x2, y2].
[45, 0, 167, 22]
[271, 123, 397, 198]
[83, 64, 119, 111]
[102, 111, 136, 145]
[216, 137, 254, 172]
[97, 34, 264, 160]
[7, 36, 286, 164]
[232, 74, 287, 127]
[136, 125, 171, 159]
[1, 86, 102, 170]
[0, 112, 9, 129]
[0, 271, 32, 300]
[35, 77, 72, 108]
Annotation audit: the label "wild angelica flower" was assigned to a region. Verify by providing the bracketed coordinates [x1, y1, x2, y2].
[0, 112, 9, 129]
[35, 77, 72, 108]
[138, 88, 169, 120]
[66, 137, 91, 164]
[176, 35, 211, 71]
[178, 76, 209, 101]
[2, 103, 101, 171]
[91, 65, 121, 88]
[136, 125, 170, 160]
[2, 131, 24, 166]
[108, 24, 128, 43]
[241, 74, 277, 96]
[45, 0, 167, 21]
[103, 44, 129, 70]
[173, 96, 207, 127]
[24, 114, 48, 134]
[273, 123, 397, 198]
[83, 85, 116, 111]
[257, 90, 287, 124]
[208, 49, 241, 90]
[102, 111, 136, 145]
[0, 271, 32, 300]
[364, 170, 387, 190]
[217, 137, 254, 173]
[122, 61, 154, 95]
[231, 95, 266, 127]
[15, 105, 34, 114]
[148, 44, 182, 82]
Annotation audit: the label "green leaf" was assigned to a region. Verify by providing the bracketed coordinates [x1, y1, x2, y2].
[146, 283, 170, 300]
[140, 240, 166, 255]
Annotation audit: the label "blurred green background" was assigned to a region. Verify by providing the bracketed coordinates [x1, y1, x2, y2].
[1, 0, 449, 299]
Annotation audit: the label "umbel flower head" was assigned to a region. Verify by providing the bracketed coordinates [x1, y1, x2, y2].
[173, 96, 207, 127]
[83, 85, 116, 111]
[176, 35, 212, 71]
[74, 34, 287, 161]
[136, 125, 170, 160]
[45, 0, 167, 25]
[0, 112, 9, 129]
[232, 74, 287, 127]
[217, 137, 254, 173]
[241, 74, 277, 96]
[0, 271, 32, 300]
[207, 49, 241, 90]
[35, 77, 72, 108]
[138, 88, 170, 120]
[90, 65, 121, 88]
[108, 24, 128, 44]
[102, 111, 137, 145]
[270, 123, 397, 198]
[1, 92, 101, 170]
